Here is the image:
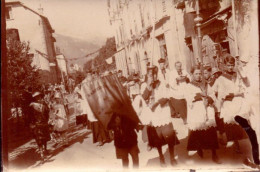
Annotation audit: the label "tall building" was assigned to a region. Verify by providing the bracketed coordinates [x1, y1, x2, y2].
[5, 1, 58, 84]
[56, 47, 68, 83]
[107, 0, 258, 78]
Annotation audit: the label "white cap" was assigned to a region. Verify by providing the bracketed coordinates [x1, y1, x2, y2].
[32, 92, 41, 98]
[54, 92, 61, 99]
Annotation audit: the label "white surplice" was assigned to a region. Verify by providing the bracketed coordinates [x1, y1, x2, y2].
[185, 82, 216, 130]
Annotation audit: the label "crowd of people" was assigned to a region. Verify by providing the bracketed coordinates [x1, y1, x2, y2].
[59, 53, 259, 169]
[110, 54, 259, 169]
[9, 53, 259, 169]
[9, 83, 71, 159]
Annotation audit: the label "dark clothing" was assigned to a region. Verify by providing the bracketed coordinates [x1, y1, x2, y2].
[116, 145, 139, 160]
[235, 115, 259, 165]
[147, 123, 179, 148]
[33, 123, 51, 146]
[169, 98, 187, 122]
[76, 114, 88, 126]
[187, 127, 219, 151]
[224, 123, 248, 141]
[30, 102, 49, 126]
[30, 101, 51, 145]
[111, 117, 138, 149]
[215, 112, 225, 134]
[91, 121, 100, 143]
[21, 91, 33, 126]
[110, 116, 139, 168]
[142, 87, 152, 102]
[119, 76, 127, 84]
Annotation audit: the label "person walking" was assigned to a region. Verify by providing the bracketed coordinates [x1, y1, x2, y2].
[29, 92, 51, 159]
[214, 55, 249, 154]
[52, 92, 69, 147]
[168, 61, 190, 124]
[108, 114, 140, 168]
[142, 66, 180, 167]
[214, 55, 259, 167]
[185, 66, 220, 164]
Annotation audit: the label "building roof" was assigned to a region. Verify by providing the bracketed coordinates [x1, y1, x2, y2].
[6, 1, 55, 33]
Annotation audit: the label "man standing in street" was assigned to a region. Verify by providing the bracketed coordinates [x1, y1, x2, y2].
[29, 92, 51, 159]
[108, 114, 139, 169]
[168, 61, 190, 124]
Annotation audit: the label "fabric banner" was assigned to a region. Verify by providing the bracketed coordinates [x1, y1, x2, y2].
[80, 74, 141, 130]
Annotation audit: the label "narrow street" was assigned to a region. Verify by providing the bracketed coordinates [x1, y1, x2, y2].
[8, 94, 255, 171]
[3, 0, 259, 172]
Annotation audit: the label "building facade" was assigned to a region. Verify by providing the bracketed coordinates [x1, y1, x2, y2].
[56, 54, 68, 83]
[107, 0, 258, 78]
[6, 1, 58, 84]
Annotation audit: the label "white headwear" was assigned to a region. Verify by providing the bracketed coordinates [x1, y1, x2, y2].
[32, 92, 41, 98]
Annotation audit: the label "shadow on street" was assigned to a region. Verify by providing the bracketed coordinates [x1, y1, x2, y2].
[9, 125, 91, 170]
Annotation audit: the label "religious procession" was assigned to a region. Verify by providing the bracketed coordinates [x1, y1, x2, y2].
[3, 0, 259, 171]
[8, 53, 259, 170]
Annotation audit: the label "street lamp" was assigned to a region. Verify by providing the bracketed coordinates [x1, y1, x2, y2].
[194, 0, 208, 120]
[194, 0, 203, 67]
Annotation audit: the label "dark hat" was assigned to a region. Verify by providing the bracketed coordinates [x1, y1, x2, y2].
[133, 73, 139, 82]
[203, 65, 212, 71]
[86, 70, 92, 74]
[158, 58, 165, 63]
[127, 75, 134, 82]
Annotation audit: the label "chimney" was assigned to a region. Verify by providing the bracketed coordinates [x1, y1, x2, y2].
[38, 4, 44, 15]
[56, 46, 61, 55]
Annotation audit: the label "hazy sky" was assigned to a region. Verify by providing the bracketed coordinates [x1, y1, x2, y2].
[19, 0, 114, 46]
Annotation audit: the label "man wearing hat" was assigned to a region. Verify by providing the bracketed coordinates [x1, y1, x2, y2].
[29, 91, 50, 159]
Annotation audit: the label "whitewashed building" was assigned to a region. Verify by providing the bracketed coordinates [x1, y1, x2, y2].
[6, 1, 58, 83]
[107, 0, 259, 79]
[56, 54, 68, 82]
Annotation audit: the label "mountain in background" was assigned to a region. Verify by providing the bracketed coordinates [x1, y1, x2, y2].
[54, 33, 100, 68]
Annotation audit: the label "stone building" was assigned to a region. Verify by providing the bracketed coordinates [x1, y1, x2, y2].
[6, 1, 59, 83]
[107, 0, 258, 78]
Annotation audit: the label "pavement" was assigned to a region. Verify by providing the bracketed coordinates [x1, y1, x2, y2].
[7, 93, 260, 172]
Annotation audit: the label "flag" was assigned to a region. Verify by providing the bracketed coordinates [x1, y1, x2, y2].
[81, 74, 140, 130]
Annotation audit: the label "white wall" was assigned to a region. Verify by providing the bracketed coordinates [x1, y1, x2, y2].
[56, 54, 67, 75]
[6, 4, 51, 72]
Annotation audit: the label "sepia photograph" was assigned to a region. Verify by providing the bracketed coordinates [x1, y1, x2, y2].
[1, 0, 259, 171]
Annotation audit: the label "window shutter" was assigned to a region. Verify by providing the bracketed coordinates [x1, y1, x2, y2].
[5, 7, 13, 20]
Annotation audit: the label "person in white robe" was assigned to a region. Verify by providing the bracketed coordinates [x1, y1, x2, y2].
[168, 61, 190, 124]
[140, 66, 180, 167]
[215, 55, 259, 166]
[213, 55, 249, 154]
[52, 92, 69, 147]
[185, 66, 220, 164]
